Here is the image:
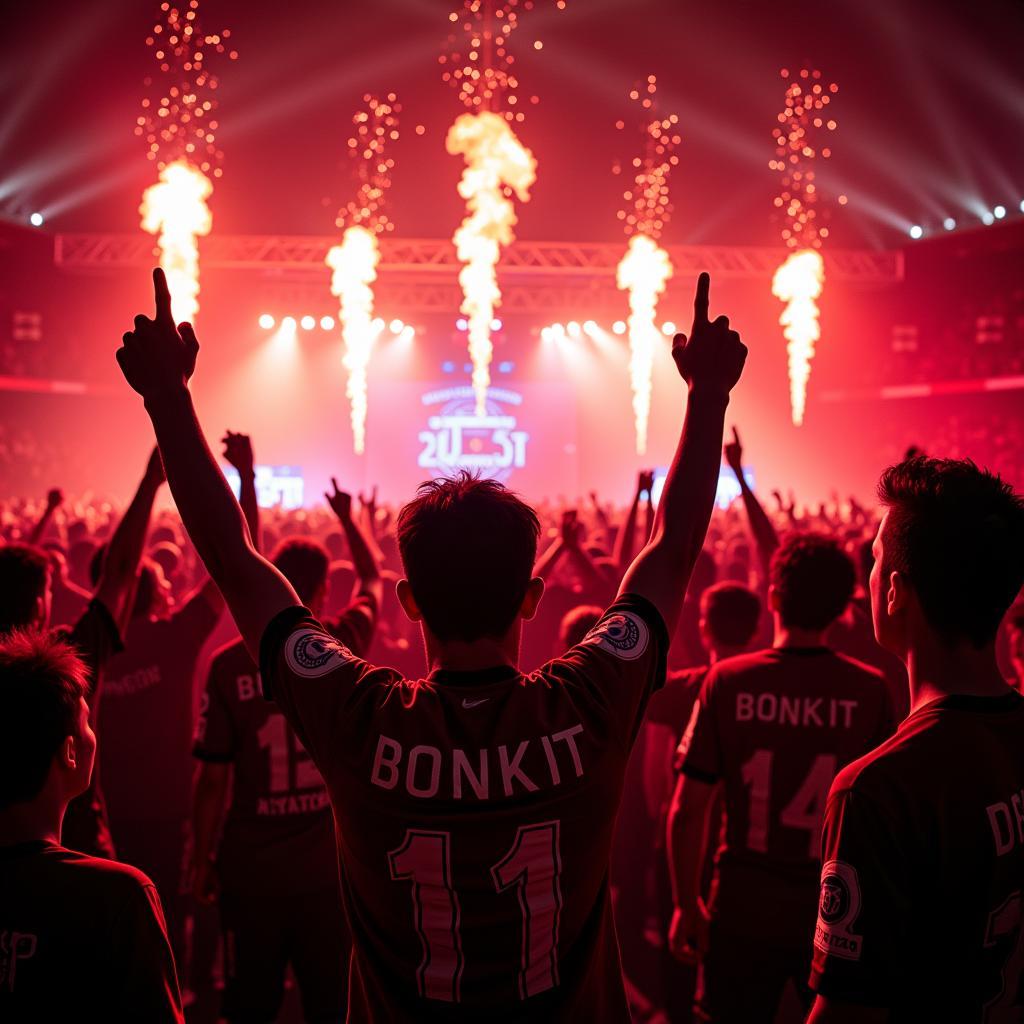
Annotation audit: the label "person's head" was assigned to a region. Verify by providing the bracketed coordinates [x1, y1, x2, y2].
[558, 605, 603, 653]
[769, 532, 856, 636]
[396, 472, 542, 645]
[699, 582, 761, 658]
[89, 548, 171, 620]
[324, 531, 346, 562]
[0, 630, 95, 814]
[0, 544, 52, 633]
[873, 457, 1024, 657]
[271, 537, 330, 615]
[149, 541, 182, 590]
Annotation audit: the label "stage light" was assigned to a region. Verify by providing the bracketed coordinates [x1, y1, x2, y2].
[456, 317, 468, 331]
[540, 327, 552, 343]
[29, 212, 43, 227]
[258, 313, 275, 330]
[491, 318, 503, 331]
[661, 321, 677, 336]
[567, 320, 581, 337]
[498, 360, 514, 373]
[281, 316, 297, 331]
[399, 325, 415, 341]
[943, 217, 956, 231]
[908, 225, 923, 239]
[982, 211, 995, 225]
[300, 315, 316, 331]
[994, 205, 1006, 220]
[372, 317, 386, 331]
[320, 315, 335, 331]
[551, 323, 567, 339]
[612, 320, 627, 335]
[389, 319, 405, 334]
[583, 319, 598, 335]
[1020, 200, 1024, 213]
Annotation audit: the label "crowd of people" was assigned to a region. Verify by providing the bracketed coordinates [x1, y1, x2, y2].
[1, 269, 1023, 1023]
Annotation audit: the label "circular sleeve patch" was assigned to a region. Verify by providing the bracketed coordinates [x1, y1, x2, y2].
[284, 629, 354, 678]
[582, 611, 650, 661]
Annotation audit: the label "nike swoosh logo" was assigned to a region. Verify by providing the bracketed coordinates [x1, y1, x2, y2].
[462, 697, 490, 709]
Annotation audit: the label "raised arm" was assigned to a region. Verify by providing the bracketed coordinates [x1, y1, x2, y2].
[94, 448, 165, 635]
[723, 426, 779, 573]
[222, 431, 259, 553]
[28, 488, 63, 546]
[116, 269, 299, 659]
[325, 478, 383, 607]
[618, 273, 747, 633]
[613, 472, 647, 576]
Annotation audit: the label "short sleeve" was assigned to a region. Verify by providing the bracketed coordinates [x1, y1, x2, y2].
[110, 880, 184, 1022]
[65, 599, 124, 700]
[326, 592, 379, 659]
[808, 785, 910, 1006]
[543, 593, 669, 751]
[192, 660, 237, 763]
[258, 605, 382, 767]
[676, 669, 723, 783]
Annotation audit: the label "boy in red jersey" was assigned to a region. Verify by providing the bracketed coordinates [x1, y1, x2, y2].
[0, 630, 183, 1021]
[192, 483, 381, 1023]
[807, 458, 1024, 1023]
[115, 267, 746, 1021]
[667, 533, 893, 1021]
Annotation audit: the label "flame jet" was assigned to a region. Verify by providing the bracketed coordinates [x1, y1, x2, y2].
[446, 110, 536, 415]
[139, 159, 213, 324]
[326, 226, 382, 455]
[772, 248, 824, 426]
[617, 234, 673, 455]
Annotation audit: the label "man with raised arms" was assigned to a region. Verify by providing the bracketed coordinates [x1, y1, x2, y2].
[115, 267, 745, 1022]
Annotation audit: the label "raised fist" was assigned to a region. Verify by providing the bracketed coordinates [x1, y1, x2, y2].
[221, 431, 255, 476]
[723, 427, 743, 473]
[672, 272, 747, 399]
[116, 268, 200, 398]
[45, 488, 64, 510]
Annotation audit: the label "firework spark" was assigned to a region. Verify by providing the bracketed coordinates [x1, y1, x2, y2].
[136, 0, 235, 323]
[441, 0, 559, 414]
[326, 94, 400, 454]
[614, 76, 679, 454]
[770, 67, 837, 424]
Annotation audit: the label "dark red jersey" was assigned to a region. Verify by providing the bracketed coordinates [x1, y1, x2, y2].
[259, 593, 668, 1022]
[0, 840, 183, 1021]
[810, 690, 1024, 1020]
[100, 585, 221, 826]
[192, 596, 376, 889]
[678, 647, 893, 938]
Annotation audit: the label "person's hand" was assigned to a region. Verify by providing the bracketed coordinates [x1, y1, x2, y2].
[45, 488, 64, 511]
[192, 857, 219, 906]
[221, 431, 254, 476]
[672, 272, 747, 399]
[325, 477, 353, 523]
[637, 469, 655, 497]
[358, 485, 378, 523]
[668, 901, 710, 965]
[560, 509, 581, 548]
[723, 426, 743, 474]
[116, 268, 200, 398]
[143, 447, 167, 487]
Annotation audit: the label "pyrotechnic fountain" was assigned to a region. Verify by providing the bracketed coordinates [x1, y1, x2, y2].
[326, 94, 401, 455]
[770, 68, 838, 426]
[613, 76, 680, 455]
[440, 0, 556, 415]
[136, 0, 236, 324]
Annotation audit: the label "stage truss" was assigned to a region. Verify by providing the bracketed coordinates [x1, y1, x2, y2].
[54, 234, 902, 314]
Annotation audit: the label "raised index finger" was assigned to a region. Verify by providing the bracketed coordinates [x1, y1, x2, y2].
[153, 267, 173, 323]
[693, 271, 710, 327]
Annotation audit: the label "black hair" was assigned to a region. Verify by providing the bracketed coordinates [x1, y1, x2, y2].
[0, 544, 51, 633]
[770, 532, 855, 631]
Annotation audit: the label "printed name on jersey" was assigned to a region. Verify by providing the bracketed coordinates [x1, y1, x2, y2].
[814, 860, 863, 961]
[582, 611, 649, 661]
[284, 628, 355, 678]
